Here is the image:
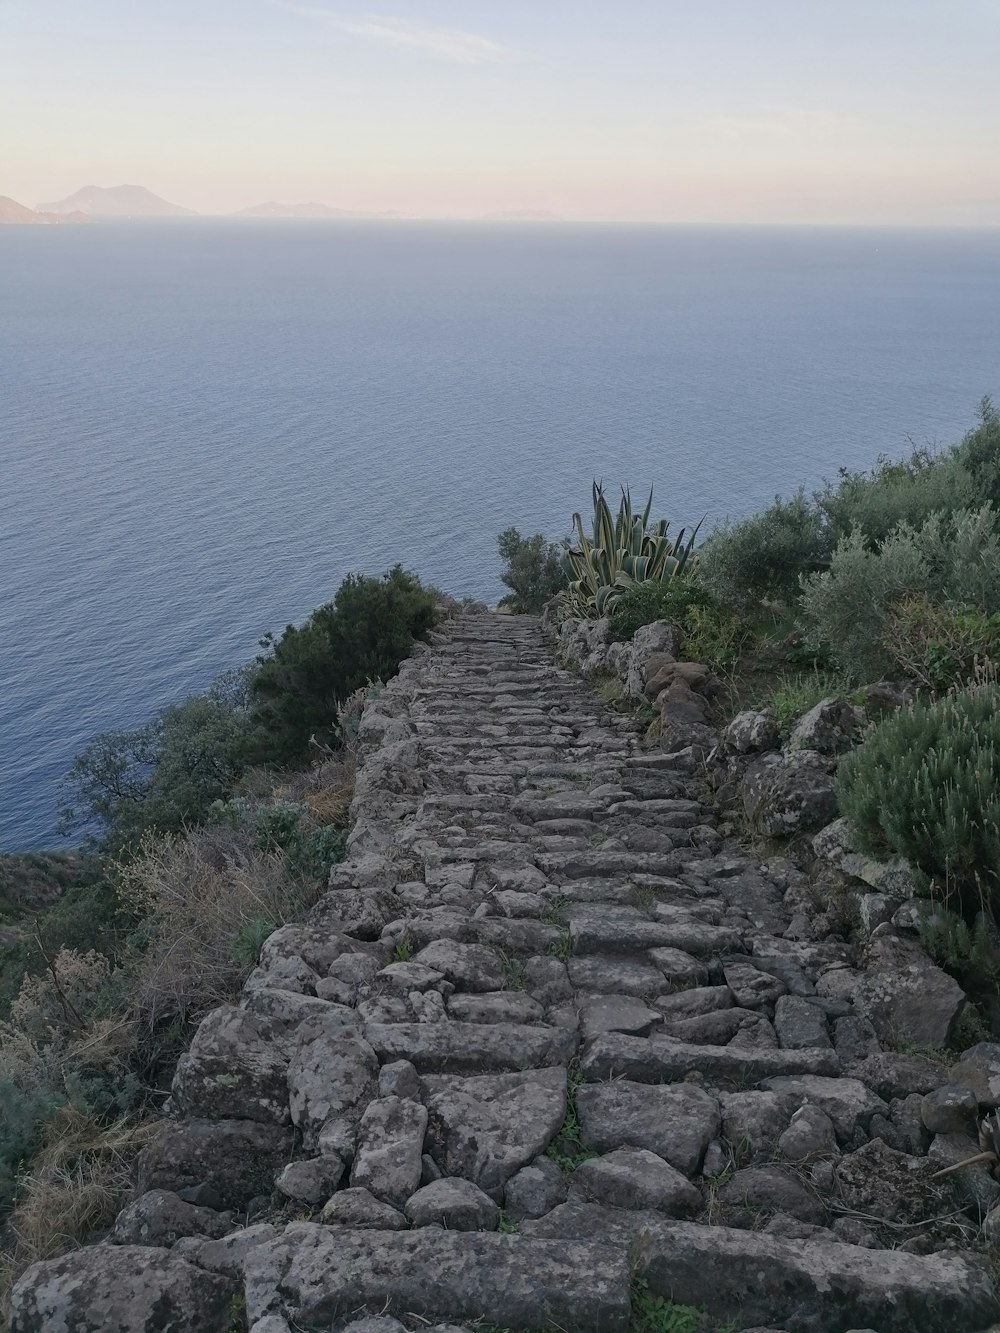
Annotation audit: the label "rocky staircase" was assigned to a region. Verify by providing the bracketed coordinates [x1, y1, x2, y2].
[10, 610, 1000, 1332]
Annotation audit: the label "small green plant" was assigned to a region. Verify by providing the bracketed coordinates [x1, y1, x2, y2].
[497, 1209, 519, 1234]
[917, 906, 999, 992]
[630, 1278, 724, 1333]
[497, 950, 526, 991]
[230, 915, 277, 968]
[392, 936, 414, 963]
[837, 683, 1000, 919]
[755, 672, 853, 740]
[883, 595, 1000, 692]
[545, 1065, 596, 1173]
[547, 927, 575, 960]
[611, 579, 715, 642]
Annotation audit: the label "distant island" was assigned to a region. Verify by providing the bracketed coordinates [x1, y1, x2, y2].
[35, 184, 195, 218]
[233, 201, 400, 219]
[0, 195, 88, 225]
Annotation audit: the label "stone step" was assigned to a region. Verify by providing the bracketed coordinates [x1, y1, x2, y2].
[580, 1032, 841, 1084]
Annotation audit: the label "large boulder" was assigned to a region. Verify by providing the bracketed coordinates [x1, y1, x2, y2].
[138, 1119, 295, 1210]
[723, 710, 780, 756]
[812, 817, 917, 900]
[169, 1006, 290, 1124]
[741, 750, 838, 837]
[9, 1244, 233, 1333]
[787, 697, 864, 755]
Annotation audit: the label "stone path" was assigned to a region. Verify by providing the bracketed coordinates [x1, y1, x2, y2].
[10, 611, 1000, 1333]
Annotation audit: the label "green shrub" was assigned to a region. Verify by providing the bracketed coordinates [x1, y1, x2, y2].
[756, 672, 854, 740]
[497, 528, 566, 613]
[918, 906, 999, 993]
[883, 595, 1000, 691]
[957, 396, 1000, 508]
[801, 507, 1000, 681]
[611, 580, 716, 641]
[837, 684, 1000, 917]
[697, 490, 831, 609]
[252, 566, 436, 759]
[817, 446, 976, 546]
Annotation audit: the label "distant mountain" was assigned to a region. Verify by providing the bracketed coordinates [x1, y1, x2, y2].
[479, 209, 562, 222]
[233, 201, 399, 219]
[0, 194, 87, 225]
[36, 185, 195, 218]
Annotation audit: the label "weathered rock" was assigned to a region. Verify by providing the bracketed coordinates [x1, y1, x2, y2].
[169, 1006, 290, 1123]
[741, 750, 838, 837]
[172, 1224, 283, 1278]
[413, 940, 505, 991]
[9, 1245, 233, 1333]
[950, 1043, 1000, 1107]
[571, 1148, 700, 1215]
[812, 817, 917, 900]
[853, 1052, 949, 1100]
[350, 1096, 428, 1207]
[576, 1079, 720, 1176]
[378, 1059, 422, 1101]
[365, 1021, 574, 1073]
[634, 1218, 999, 1332]
[423, 1067, 566, 1195]
[568, 955, 666, 998]
[787, 697, 863, 755]
[404, 1177, 500, 1230]
[723, 957, 787, 1009]
[921, 1085, 979, 1136]
[242, 1224, 632, 1330]
[833, 1139, 964, 1228]
[138, 1119, 294, 1210]
[112, 1190, 232, 1247]
[503, 1156, 568, 1221]
[777, 1105, 839, 1161]
[287, 1032, 379, 1152]
[580, 1033, 840, 1085]
[275, 1157, 345, 1205]
[523, 955, 574, 1004]
[760, 1075, 888, 1142]
[447, 992, 544, 1024]
[717, 1166, 826, 1224]
[654, 985, 734, 1020]
[579, 994, 661, 1039]
[723, 710, 779, 755]
[927, 1132, 1000, 1212]
[774, 995, 831, 1049]
[720, 1091, 796, 1157]
[319, 1187, 408, 1229]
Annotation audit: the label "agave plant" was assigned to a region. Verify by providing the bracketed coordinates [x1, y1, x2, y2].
[563, 482, 700, 617]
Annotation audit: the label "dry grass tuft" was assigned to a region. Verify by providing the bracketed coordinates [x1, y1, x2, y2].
[1, 1108, 155, 1308]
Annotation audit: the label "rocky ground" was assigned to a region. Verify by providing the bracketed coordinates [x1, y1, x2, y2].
[11, 610, 1000, 1332]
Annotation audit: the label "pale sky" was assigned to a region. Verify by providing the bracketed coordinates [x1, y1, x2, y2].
[3, 0, 999, 222]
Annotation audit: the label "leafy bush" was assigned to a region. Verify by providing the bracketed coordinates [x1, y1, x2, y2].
[697, 491, 831, 609]
[756, 672, 855, 740]
[957, 396, 1000, 508]
[611, 580, 716, 641]
[883, 595, 1000, 691]
[918, 906, 999, 993]
[837, 684, 1000, 917]
[801, 507, 1000, 681]
[564, 483, 699, 618]
[252, 566, 436, 759]
[497, 528, 566, 613]
[817, 446, 976, 546]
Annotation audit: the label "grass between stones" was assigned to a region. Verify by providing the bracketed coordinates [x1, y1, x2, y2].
[545, 1064, 597, 1173]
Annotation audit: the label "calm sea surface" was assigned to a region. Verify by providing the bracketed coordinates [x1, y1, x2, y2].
[2, 222, 998, 849]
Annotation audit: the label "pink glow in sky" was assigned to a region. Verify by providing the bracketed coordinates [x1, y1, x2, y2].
[3, 0, 999, 222]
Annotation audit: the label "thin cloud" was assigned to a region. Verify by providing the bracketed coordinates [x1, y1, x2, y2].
[280, 5, 511, 64]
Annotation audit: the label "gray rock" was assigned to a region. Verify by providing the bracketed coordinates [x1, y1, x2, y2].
[172, 1224, 282, 1278]
[647, 947, 710, 987]
[853, 1052, 949, 1100]
[777, 1105, 839, 1161]
[761, 1075, 888, 1142]
[9, 1245, 233, 1333]
[138, 1119, 294, 1210]
[787, 697, 863, 755]
[921, 1085, 979, 1136]
[275, 1157, 345, 1205]
[423, 1067, 566, 1195]
[319, 1187, 408, 1229]
[112, 1190, 231, 1247]
[812, 817, 917, 900]
[580, 1033, 840, 1085]
[982, 1203, 1000, 1243]
[568, 955, 667, 998]
[351, 1096, 428, 1207]
[576, 1079, 720, 1176]
[741, 750, 838, 837]
[927, 1132, 1000, 1213]
[579, 994, 660, 1039]
[242, 1224, 632, 1330]
[950, 1042, 1000, 1106]
[723, 710, 779, 755]
[447, 992, 545, 1024]
[339, 1320, 408, 1333]
[571, 1148, 700, 1215]
[249, 1317, 294, 1333]
[720, 1091, 796, 1156]
[287, 1031, 379, 1151]
[634, 1218, 999, 1332]
[503, 1157, 568, 1221]
[365, 1021, 574, 1073]
[718, 1165, 825, 1224]
[523, 955, 574, 1004]
[654, 986, 734, 1020]
[377, 960, 447, 994]
[169, 1005, 290, 1124]
[723, 958, 787, 1009]
[774, 995, 831, 1049]
[404, 1177, 500, 1230]
[413, 940, 505, 991]
[378, 1059, 422, 1101]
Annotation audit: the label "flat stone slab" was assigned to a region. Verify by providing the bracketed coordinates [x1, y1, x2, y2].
[580, 1033, 840, 1085]
[577, 1080, 720, 1176]
[364, 1023, 575, 1072]
[634, 1219, 999, 1332]
[243, 1224, 632, 1331]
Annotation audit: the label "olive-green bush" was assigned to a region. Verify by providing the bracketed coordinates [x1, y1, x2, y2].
[837, 684, 1000, 917]
[497, 528, 567, 613]
[697, 491, 831, 609]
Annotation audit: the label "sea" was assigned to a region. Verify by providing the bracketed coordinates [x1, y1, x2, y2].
[2, 221, 998, 850]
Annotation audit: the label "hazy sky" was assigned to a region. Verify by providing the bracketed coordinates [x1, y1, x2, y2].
[3, 0, 999, 222]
